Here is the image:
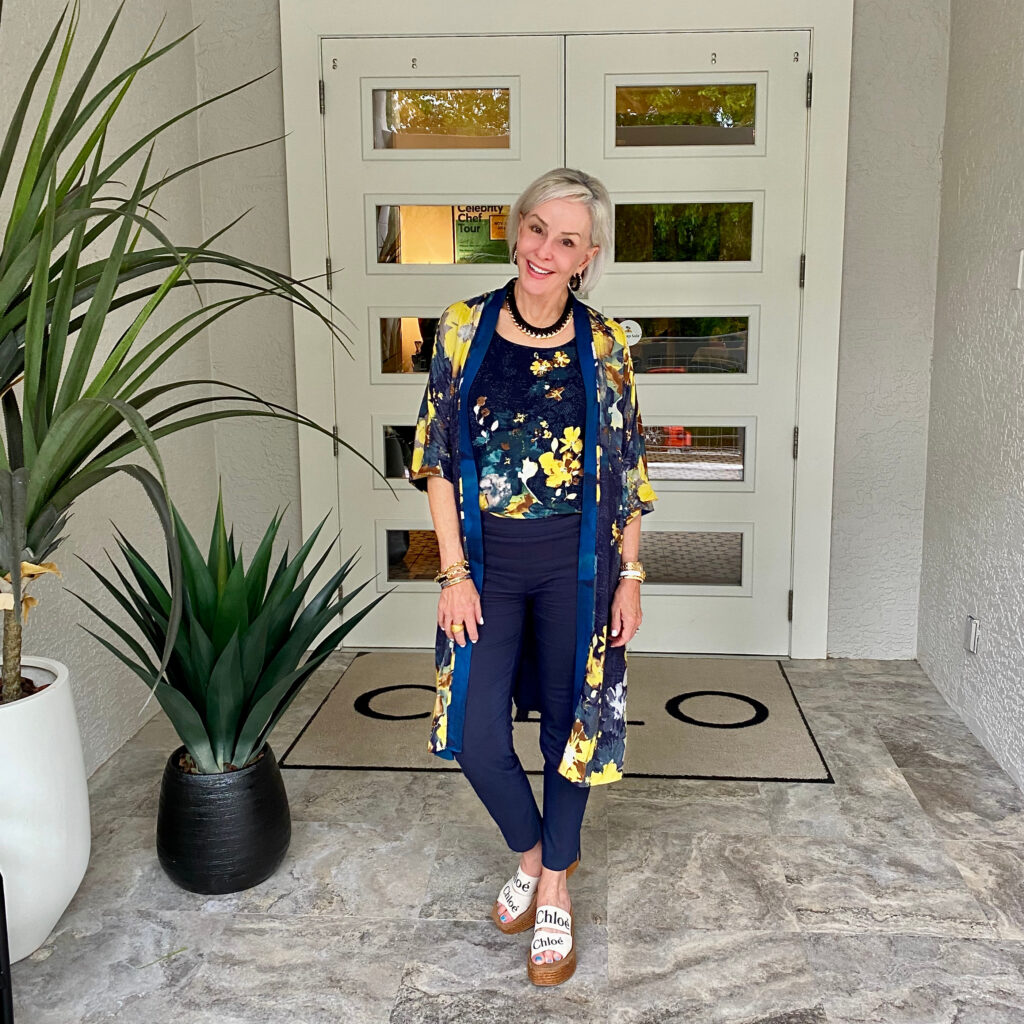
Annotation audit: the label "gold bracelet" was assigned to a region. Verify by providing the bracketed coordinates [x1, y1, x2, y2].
[619, 560, 646, 583]
[433, 559, 469, 585]
[440, 575, 471, 590]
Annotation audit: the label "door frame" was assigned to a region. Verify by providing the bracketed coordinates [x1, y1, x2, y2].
[278, 0, 855, 658]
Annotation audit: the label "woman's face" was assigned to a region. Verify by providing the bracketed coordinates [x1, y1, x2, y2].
[513, 197, 599, 300]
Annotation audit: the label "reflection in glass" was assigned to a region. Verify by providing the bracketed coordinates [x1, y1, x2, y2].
[622, 316, 748, 374]
[379, 316, 438, 374]
[386, 529, 440, 581]
[615, 203, 753, 262]
[615, 84, 756, 147]
[645, 426, 745, 482]
[377, 204, 510, 264]
[639, 531, 742, 586]
[383, 425, 417, 479]
[372, 88, 510, 150]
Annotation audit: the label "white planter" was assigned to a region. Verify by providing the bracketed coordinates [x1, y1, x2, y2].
[0, 657, 90, 963]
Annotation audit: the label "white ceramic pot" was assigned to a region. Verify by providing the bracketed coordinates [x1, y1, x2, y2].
[0, 657, 90, 963]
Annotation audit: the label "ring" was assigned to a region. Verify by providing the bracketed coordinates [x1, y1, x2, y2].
[451, 624, 464, 632]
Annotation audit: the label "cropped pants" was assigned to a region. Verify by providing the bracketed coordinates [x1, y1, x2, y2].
[453, 511, 590, 871]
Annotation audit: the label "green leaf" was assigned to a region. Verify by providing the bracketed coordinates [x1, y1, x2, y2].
[208, 486, 230, 594]
[242, 510, 282, 618]
[0, 7, 67, 204]
[171, 507, 217, 637]
[210, 556, 248, 652]
[204, 632, 244, 769]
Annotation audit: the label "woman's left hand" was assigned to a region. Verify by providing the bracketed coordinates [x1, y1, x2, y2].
[609, 579, 642, 647]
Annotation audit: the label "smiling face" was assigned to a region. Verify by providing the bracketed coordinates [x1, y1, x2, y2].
[513, 197, 599, 300]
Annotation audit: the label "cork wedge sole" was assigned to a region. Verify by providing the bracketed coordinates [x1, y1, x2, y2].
[491, 856, 580, 935]
[527, 913, 576, 987]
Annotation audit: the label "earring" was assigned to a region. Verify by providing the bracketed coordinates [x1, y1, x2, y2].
[569, 271, 582, 291]
[510, 244, 518, 264]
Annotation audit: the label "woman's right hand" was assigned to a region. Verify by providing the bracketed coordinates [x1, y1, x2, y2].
[438, 579, 483, 646]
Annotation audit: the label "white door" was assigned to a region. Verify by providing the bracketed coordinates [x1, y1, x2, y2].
[321, 31, 809, 655]
[320, 35, 563, 647]
[566, 31, 811, 654]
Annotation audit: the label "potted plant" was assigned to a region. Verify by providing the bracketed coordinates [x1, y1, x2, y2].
[75, 491, 385, 893]
[0, 4, 367, 959]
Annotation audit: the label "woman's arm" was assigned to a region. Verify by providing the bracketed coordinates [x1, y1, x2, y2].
[609, 516, 642, 647]
[620, 513, 641, 563]
[426, 476, 466, 568]
[426, 476, 482, 646]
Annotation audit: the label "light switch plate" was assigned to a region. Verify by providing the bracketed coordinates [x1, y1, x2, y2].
[964, 615, 980, 654]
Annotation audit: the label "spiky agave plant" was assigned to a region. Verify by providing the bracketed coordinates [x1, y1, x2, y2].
[0, 3, 373, 702]
[74, 492, 385, 773]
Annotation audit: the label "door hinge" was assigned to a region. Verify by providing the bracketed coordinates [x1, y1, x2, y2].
[806, 71, 813, 109]
[319, 79, 325, 116]
[788, 589, 794, 621]
[332, 424, 339, 458]
[325, 256, 333, 290]
[799, 253, 806, 288]
[792, 426, 799, 459]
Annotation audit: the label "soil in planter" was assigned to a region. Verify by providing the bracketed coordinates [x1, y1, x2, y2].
[0, 676, 51, 703]
[176, 747, 267, 775]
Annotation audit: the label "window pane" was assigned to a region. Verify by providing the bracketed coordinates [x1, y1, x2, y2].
[372, 88, 511, 150]
[615, 203, 753, 262]
[385, 529, 439, 581]
[646, 426, 745, 482]
[639, 531, 742, 586]
[615, 84, 756, 147]
[376, 204, 510, 264]
[382, 425, 417, 479]
[379, 316, 438, 373]
[622, 316, 748, 375]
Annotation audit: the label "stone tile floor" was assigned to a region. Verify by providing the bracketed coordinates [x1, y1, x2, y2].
[12, 654, 1024, 1023]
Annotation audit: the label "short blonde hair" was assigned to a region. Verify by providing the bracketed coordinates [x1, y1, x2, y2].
[507, 167, 612, 297]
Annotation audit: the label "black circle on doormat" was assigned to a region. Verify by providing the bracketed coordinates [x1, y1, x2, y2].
[665, 690, 769, 729]
[353, 684, 436, 721]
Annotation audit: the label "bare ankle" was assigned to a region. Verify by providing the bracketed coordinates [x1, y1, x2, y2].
[519, 843, 542, 875]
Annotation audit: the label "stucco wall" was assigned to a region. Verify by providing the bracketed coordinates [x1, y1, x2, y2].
[191, 2, 307, 553]
[918, 0, 1024, 788]
[826, 0, 950, 656]
[0, 2, 218, 774]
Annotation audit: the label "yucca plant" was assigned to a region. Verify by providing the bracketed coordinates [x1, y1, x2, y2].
[0, 2, 372, 704]
[74, 492, 385, 773]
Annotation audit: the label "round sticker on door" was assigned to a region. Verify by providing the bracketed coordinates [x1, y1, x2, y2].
[618, 319, 642, 346]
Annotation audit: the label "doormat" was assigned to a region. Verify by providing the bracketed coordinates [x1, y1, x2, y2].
[280, 651, 833, 783]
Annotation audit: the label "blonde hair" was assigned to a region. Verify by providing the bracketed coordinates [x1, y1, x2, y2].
[507, 167, 612, 297]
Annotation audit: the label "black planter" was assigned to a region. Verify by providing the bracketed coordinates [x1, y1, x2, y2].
[156, 744, 291, 894]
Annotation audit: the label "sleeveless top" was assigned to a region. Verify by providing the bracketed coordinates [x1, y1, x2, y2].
[468, 333, 586, 518]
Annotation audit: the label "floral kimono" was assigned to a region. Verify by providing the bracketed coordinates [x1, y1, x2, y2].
[410, 285, 657, 787]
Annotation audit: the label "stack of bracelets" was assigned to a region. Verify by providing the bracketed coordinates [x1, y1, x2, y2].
[619, 560, 646, 583]
[434, 558, 472, 589]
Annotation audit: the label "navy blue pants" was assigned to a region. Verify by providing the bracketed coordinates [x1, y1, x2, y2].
[453, 511, 590, 871]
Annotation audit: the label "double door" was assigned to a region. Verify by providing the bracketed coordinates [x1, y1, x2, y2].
[320, 29, 810, 654]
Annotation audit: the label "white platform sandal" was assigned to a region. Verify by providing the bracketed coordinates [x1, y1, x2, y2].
[491, 856, 580, 934]
[491, 865, 541, 934]
[528, 904, 576, 986]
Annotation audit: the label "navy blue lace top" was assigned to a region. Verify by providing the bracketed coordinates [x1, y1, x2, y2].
[468, 333, 586, 517]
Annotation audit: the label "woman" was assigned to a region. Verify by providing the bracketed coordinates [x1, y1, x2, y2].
[410, 167, 657, 986]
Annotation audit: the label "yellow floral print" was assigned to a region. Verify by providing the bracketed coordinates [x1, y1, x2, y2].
[552, 349, 570, 367]
[413, 296, 659, 787]
[538, 449, 574, 488]
[560, 426, 582, 455]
